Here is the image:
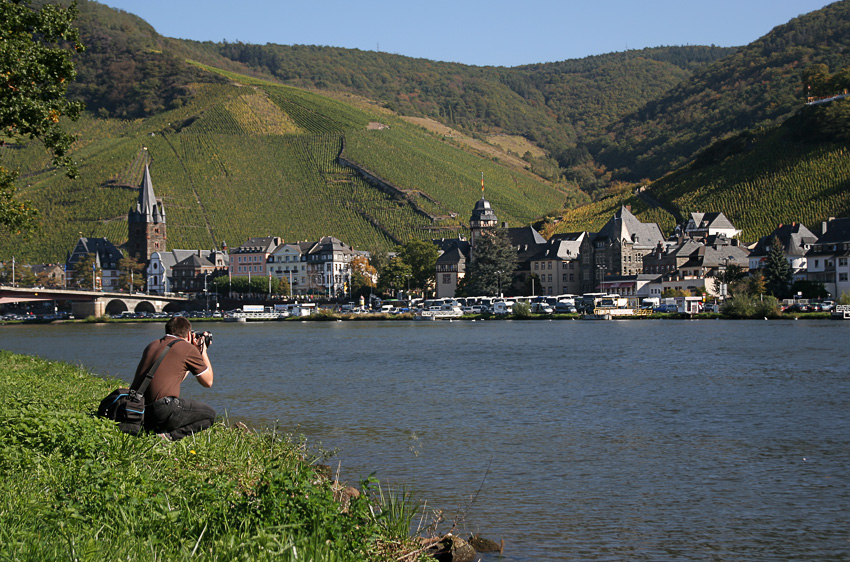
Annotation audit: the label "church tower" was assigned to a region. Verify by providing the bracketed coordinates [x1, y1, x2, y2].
[469, 174, 498, 247]
[127, 163, 166, 263]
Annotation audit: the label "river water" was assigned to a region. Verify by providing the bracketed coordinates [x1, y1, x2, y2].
[1, 319, 849, 561]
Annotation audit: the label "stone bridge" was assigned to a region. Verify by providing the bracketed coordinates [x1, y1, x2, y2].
[0, 286, 190, 318]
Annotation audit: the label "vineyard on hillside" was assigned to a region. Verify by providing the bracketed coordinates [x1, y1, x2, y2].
[647, 132, 850, 242]
[0, 70, 562, 263]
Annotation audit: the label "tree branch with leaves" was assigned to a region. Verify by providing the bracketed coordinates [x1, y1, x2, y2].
[1, 0, 85, 231]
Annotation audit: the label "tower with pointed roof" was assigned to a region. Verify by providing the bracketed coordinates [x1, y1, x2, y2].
[127, 163, 166, 263]
[469, 175, 499, 247]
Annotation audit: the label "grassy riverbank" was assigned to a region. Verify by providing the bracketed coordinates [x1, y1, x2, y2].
[0, 351, 424, 561]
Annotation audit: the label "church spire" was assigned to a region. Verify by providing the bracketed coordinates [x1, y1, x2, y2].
[134, 163, 165, 223]
[127, 155, 166, 263]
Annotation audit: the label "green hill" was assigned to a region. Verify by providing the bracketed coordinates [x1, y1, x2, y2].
[1, 65, 569, 262]
[593, 0, 850, 182]
[4, 0, 850, 263]
[548, 98, 850, 242]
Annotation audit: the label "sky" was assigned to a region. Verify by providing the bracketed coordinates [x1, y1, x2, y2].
[97, 0, 837, 68]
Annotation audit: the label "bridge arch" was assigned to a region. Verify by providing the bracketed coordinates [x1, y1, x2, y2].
[134, 300, 156, 314]
[104, 299, 129, 315]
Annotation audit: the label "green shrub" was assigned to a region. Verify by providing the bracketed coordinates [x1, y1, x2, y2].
[512, 301, 531, 318]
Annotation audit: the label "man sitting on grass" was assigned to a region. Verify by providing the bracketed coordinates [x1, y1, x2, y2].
[132, 316, 215, 441]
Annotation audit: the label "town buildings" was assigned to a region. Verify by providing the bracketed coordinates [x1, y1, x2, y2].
[805, 217, 850, 298]
[45, 155, 850, 304]
[749, 222, 818, 281]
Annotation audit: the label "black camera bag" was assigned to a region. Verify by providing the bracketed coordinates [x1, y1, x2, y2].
[97, 339, 179, 435]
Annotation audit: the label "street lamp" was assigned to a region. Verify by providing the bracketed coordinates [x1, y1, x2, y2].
[204, 272, 210, 314]
[495, 269, 504, 298]
[596, 264, 607, 292]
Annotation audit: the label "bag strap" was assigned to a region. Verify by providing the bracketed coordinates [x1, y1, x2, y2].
[131, 339, 181, 395]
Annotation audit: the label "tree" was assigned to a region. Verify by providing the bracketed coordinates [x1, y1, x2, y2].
[789, 280, 828, 300]
[398, 239, 438, 295]
[117, 255, 144, 293]
[465, 229, 517, 297]
[349, 255, 376, 297]
[802, 63, 831, 98]
[712, 263, 746, 295]
[763, 236, 792, 298]
[72, 253, 100, 290]
[0, 260, 34, 286]
[1, 0, 85, 231]
[378, 256, 412, 297]
[366, 246, 389, 277]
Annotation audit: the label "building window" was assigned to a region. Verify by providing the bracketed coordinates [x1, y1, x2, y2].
[840, 258, 848, 267]
[442, 274, 451, 284]
[840, 273, 849, 282]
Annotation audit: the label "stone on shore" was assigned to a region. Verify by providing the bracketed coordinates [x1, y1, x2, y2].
[468, 534, 502, 552]
[430, 534, 476, 562]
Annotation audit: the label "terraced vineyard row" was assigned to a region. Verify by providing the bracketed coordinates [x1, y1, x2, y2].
[650, 135, 850, 241]
[343, 123, 566, 228]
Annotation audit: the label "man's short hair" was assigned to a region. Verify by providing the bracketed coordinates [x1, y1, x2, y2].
[165, 316, 192, 337]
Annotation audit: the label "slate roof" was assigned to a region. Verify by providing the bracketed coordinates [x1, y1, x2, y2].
[687, 212, 737, 234]
[750, 223, 817, 257]
[128, 164, 165, 224]
[66, 237, 123, 269]
[154, 249, 227, 272]
[174, 253, 213, 269]
[815, 217, 850, 245]
[506, 226, 548, 265]
[436, 244, 468, 265]
[470, 197, 498, 224]
[531, 232, 585, 261]
[596, 206, 664, 249]
[434, 238, 471, 263]
[232, 236, 282, 254]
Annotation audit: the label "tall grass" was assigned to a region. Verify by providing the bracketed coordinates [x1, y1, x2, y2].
[0, 351, 423, 561]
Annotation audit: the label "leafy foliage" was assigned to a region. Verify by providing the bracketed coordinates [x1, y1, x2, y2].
[1, 0, 85, 230]
[593, 1, 850, 181]
[465, 229, 518, 297]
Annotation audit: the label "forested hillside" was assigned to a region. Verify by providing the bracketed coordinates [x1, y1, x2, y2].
[593, 0, 850, 181]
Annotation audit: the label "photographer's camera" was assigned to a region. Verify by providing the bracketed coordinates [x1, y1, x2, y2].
[192, 330, 213, 348]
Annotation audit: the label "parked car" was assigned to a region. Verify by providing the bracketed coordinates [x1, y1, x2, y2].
[531, 302, 554, 314]
[554, 302, 578, 314]
[492, 301, 513, 315]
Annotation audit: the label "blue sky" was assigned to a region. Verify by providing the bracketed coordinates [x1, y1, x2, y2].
[97, 0, 837, 67]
